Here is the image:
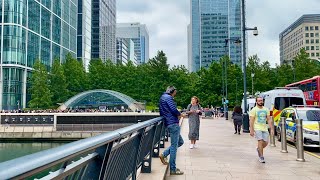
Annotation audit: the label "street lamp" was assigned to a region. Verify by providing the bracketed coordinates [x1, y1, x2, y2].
[251, 73, 255, 95]
[224, 38, 241, 120]
[241, 0, 258, 133]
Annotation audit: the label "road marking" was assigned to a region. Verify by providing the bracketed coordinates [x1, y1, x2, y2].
[287, 144, 320, 159]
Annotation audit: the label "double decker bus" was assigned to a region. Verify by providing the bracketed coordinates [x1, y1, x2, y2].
[285, 76, 320, 106]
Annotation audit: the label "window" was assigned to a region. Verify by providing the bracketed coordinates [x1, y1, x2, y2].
[311, 53, 315, 57]
[306, 40, 309, 44]
[310, 26, 314, 30]
[316, 26, 319, 30]
[311, 46, 315, 50]
[306, 33, 309, 37]
[311, 39, 314, 44]
[274, 97, 304, 111]
[316, 33, 319, 37]
[305, 26, 309, 31]
[317, 53, 319, 57]
[317, 39, 319, 44]
[311, 33, 314, 37]
[306, 46, 310, 50]
[317, 46, 320, 50]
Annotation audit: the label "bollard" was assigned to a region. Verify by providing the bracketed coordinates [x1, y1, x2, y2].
[280, 117, 288, 153]
[242, 113, 250, 133]
[295, 119, 305, 162]
[269, 116, 276, 147]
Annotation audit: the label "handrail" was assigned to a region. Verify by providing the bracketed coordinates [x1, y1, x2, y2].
[0, 117, 165, 180]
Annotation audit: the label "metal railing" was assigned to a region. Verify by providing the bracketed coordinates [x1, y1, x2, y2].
[0, 117, 166, 180]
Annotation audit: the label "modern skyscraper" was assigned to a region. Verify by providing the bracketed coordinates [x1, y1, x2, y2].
[116, 23, 149, 64]
[0, 0, 77, 110]
[91, 0, 116, 63]
[116, 38, 137, 65]
[189, 0, 242, 72]
[280, 14, 320, 65]
[77, 0, 92, 71]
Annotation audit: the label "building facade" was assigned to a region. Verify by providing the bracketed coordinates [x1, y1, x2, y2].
[91, 0, 116, 63]
[116, 38, 137, 65]
[116, 23, 149, 64]
[77, 0, 92, 71]
[280, 14, 320, 65]
[189, 0, 242, 72]
[0, 0, 77, 110]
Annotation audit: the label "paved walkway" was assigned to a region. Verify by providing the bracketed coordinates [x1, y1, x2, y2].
[166, 118, 320, 180]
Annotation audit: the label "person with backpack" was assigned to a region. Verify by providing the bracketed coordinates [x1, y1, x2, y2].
[186, 96, 202, 149]
[232, 106, 243, 135]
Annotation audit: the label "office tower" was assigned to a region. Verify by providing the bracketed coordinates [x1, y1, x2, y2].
[91, 0, 116, 63]
[0, 1, 77, 110]
[280, 14, 320, 65]
[189, 0, 242, 72]
[116, 23, 149, 64]
[116, 38, 137, 65]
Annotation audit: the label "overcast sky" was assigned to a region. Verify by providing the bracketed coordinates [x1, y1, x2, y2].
[117, 0, 320, 68]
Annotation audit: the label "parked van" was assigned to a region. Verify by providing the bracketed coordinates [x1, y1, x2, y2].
[241, 98, 256, 113]
[259, 87, 306, 127]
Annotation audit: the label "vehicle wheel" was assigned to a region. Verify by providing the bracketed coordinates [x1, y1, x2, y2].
[276, 127, 281, 141]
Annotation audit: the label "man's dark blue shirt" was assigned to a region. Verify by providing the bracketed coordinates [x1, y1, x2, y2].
[159, 93, 181, 126]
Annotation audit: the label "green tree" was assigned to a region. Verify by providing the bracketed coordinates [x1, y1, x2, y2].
[63, 54, 88, 97]
[49, 58, 69, 106]
[28, 59, 52, 109]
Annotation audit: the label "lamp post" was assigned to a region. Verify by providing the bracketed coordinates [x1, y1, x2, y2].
[241, 0, 258, 133]
[224, 38, 241, 120]
[251, 73, 255, 95]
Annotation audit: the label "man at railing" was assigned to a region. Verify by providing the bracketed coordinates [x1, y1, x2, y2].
[158, 86, 185, 175]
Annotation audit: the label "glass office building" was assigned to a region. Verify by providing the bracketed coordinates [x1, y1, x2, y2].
[116, 23, 149, 64]
[189, 0, 242, 72]
[0, 0, 77, 110]
[91, 0, 116, 63]
[77, 0, 92, 71]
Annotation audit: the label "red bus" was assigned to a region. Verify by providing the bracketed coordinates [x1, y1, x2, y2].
[285, 76, 320, 106]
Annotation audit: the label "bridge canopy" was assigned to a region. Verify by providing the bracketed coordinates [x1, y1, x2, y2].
[59, 89, 145, 111]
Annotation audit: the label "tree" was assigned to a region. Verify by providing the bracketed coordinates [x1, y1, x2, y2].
[63, 54, 88, 97]
[49, 58, 69, 106]
[28, 59, 52, 109]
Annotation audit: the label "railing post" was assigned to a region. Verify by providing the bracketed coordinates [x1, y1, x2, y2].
[295, 119, 305, 162]
[269, 116, 276, 147]
[141, 125, 157, 173]
[159, 122, 165, 148]
[152, 122, 162, 157]
[280, 117, 288, 153]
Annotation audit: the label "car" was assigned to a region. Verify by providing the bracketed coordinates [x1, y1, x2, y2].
[276, 106, 320, 148]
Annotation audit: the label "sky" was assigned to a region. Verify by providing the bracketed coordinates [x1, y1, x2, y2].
[117, 0, 320, 68]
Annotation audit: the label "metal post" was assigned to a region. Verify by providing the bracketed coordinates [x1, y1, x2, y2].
[295, 119, 305, 162]
[269, 116, 276, 147]
[280, 117, 288, 153]
[241, 0, 249, 132]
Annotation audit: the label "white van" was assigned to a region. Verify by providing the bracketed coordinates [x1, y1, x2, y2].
[241, 98, 256, 113]
[259, 87, 306, 127]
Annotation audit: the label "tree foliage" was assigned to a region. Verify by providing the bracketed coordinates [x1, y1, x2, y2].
[28, 50, 320, 109]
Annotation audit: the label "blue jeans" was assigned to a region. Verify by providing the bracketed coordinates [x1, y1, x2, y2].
[163, 124, 184, 171]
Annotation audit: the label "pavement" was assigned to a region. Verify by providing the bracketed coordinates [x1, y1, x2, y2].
[165, 117, 320, 180]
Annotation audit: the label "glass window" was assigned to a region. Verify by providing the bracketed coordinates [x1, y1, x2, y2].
[274, 97, 304, 111]
[317, 39, 319, 44]
[306, 46, 310, 50]
[305, 26, 309, 31]
[311, 46, 314, 50]
[41, 7, 51, 39]
[317, 46, 320, 50]
[310, 26, 314, 31]
[311, 53, 315, 57]
[305, 33, 309, 37]
[317, 53, 319, 57]
[311, 39, 314, 44]
[28, 0, 40, 34]
[316, 33, 319, 37]
[310, 33, 314, 37]
[316, 26, 319, 30]
[306, 40, 309, 44]
[298, 110, 320, 121]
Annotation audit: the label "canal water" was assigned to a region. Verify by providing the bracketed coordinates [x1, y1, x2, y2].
[0, 142, 67, 163]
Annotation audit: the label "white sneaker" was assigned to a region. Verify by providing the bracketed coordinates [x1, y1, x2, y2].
[193, 144, 197, 148]
[189, 144, 194, 149]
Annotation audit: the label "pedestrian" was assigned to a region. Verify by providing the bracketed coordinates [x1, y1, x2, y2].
[249, 97, 274, 163]
[159, 86, 185, 175]
[186, 96, 202, 149]
[232, 106, 243, 135]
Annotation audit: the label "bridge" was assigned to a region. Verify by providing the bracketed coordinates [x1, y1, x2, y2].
[0, 117, 319, 180]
